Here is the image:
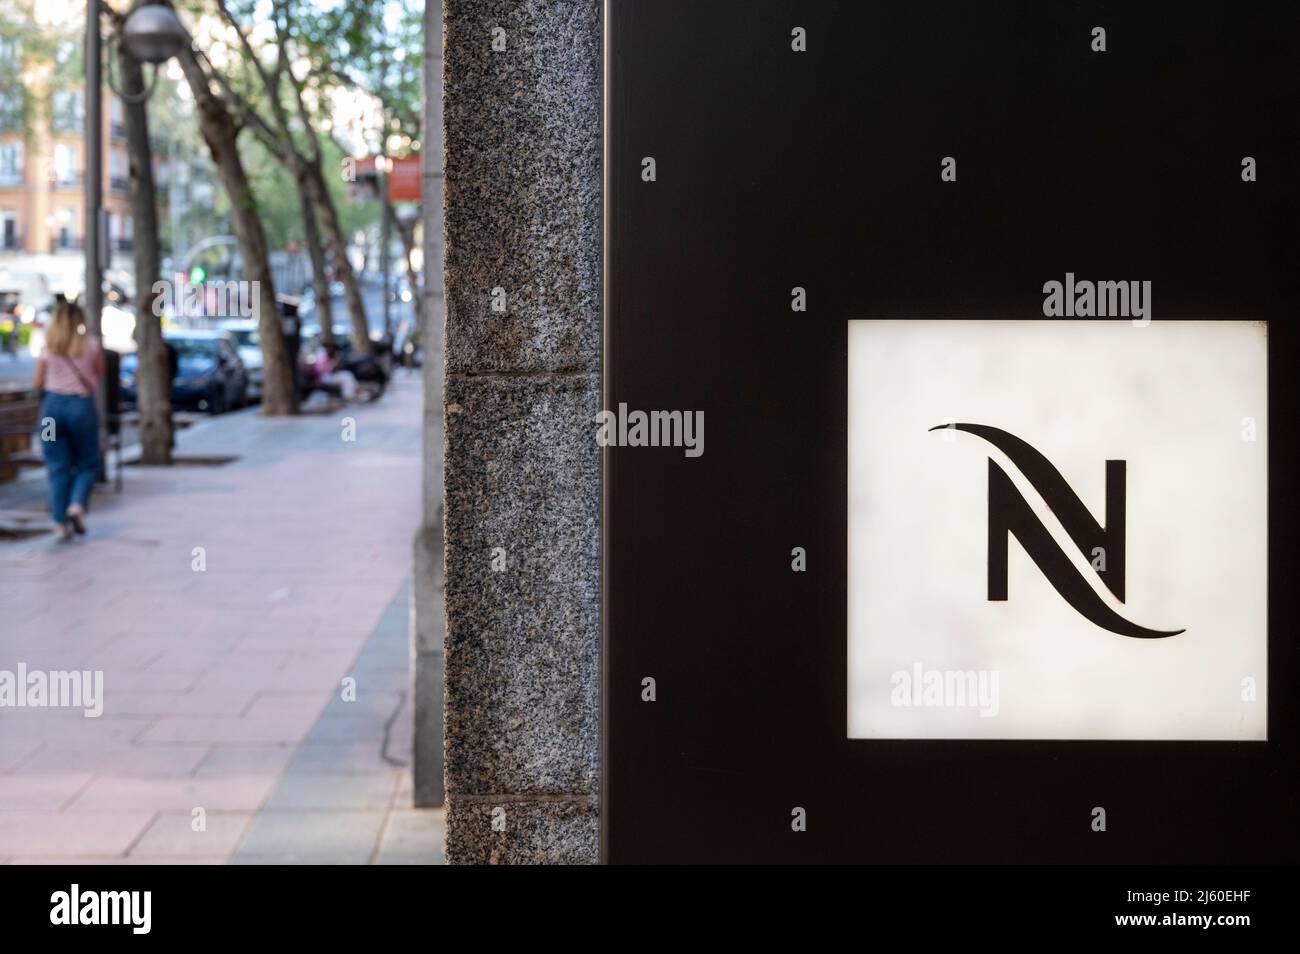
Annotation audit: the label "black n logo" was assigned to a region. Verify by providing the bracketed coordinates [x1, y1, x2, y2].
[932, 423, 1182, 639]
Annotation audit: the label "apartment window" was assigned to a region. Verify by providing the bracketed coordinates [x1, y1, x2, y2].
[109, 149, 128, 192]
[55, 207, 75, 249]
[0, 211, 17, 250]
[0, 140, 22, 186]
[53, 144, 76, 185]
[52, 90, 84, 134]
[0, 35, 21, 66]
[0, 89, 20, 132]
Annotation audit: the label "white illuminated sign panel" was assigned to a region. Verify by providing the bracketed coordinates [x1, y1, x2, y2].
[847, 319, 1267, 740]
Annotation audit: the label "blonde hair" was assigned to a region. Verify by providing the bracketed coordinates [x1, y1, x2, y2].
[46, 301, 87, 358]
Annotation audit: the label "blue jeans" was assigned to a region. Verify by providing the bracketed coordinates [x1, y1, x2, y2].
[40, 392, 100, 523]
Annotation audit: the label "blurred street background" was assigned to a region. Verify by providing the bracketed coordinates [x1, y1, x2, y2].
[0, 0, 444, 862]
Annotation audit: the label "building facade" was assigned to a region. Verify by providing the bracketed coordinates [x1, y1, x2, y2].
[0, 17, 132, 272]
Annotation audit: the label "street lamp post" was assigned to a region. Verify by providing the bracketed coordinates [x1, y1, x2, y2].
[84, 7, 102, 344]
[83, 1, 189, 477]
[378, 154, 391, 340]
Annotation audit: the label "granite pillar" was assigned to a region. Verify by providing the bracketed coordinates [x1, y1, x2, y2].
[439, 0, 602, 863]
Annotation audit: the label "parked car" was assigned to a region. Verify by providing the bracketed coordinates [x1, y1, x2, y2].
[120, 330, 248, 414]
[217, 319, 263, 402]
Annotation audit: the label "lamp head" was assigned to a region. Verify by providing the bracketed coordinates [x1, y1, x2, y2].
[120, 6, 189, 64]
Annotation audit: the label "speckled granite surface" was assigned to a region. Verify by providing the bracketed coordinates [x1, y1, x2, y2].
[441, 0, 602, 863]
[443, 0, 602, 375]
[447, 796, 598, 865]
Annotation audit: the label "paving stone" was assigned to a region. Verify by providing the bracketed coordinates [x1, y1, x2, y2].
[0, 812, 154, 855]
[129, 811, 255, 858]
[192, 744, 295, 778]
[261, 773, 400, 811]
[232, 810, 387, 861]
[66, 776, 278, 812]
[374, 808, 447, 865]
[0, 773, 94, 811]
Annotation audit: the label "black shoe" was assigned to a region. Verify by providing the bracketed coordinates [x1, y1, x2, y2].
[66, 505, 86, 535]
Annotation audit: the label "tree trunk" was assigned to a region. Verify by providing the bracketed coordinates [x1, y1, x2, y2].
[304, 161, 372, 355]
[174, 40, 297, 415]
[392, 213, 423, 340]
[297, 176, 334, 349]
[119, 16, 171, 464]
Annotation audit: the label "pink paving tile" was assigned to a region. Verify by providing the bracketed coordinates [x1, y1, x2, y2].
[19, 743, 211, 777]
[67, 776, 278, 812]
[136, 718, 303, 745]
[193, 744, 296, 778]
[104, 689, 259, 718]
[128, 811, 254, 857]
[137, 694, 326, 744]
[100, 632, 244, 654]
[0, 741, 41, 773]
[7, 854, 226, 865]
[0, 774, 94, 811]
[283, 650, 364, 671]
[99, 670, 199, 692]
[0, 814, 156, 855]
[0, 715, 156, 746]
[78, 644, 167, 672]
[243, 692, 332, 723]
[187, 667, 350, 693]
[140, 650, 234, 675]
[229, 634, 362, 654]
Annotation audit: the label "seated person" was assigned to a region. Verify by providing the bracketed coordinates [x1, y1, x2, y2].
[314, 343, 357, 401]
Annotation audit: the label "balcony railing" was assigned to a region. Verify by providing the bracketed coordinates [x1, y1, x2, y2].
[53, 236, 82, 252]
[51, 171, 82, 188]
[109, 175, 129, 193]
[113, 237, 134, 252]
[110, 121, 126, 139]
[0, 171, 22, 188]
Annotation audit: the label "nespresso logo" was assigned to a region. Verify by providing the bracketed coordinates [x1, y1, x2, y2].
[932, 423, 1183, 639]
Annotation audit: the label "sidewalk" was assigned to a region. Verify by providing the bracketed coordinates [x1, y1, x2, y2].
[0, 372, 444, 863]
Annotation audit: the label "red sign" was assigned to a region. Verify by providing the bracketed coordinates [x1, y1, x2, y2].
[387, 156, 421, 204]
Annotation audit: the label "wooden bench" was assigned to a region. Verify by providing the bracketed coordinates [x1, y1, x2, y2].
[0, 388, 42, 483]
[2, 392, 203, 488]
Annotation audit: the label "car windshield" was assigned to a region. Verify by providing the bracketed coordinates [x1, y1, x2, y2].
[168, 338, 218, 376]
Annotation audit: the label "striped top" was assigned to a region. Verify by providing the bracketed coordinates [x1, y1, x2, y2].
[43, 336, 101, 396]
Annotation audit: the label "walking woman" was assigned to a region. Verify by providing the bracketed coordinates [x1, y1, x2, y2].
[33, 301, 103, 541]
